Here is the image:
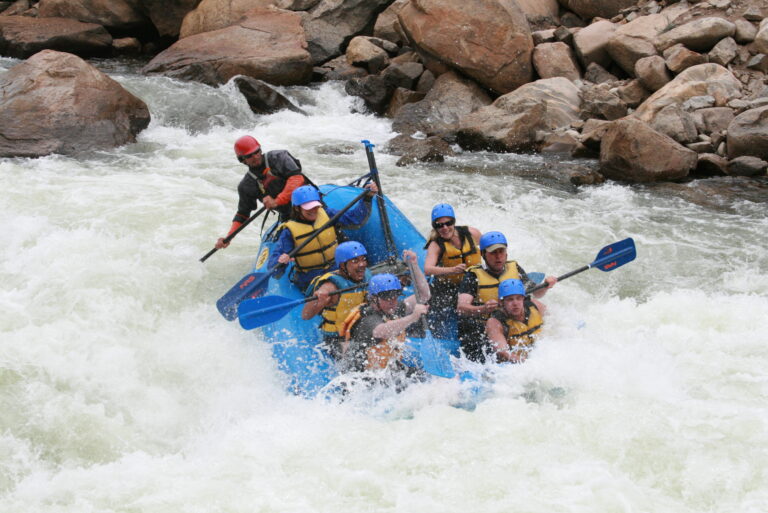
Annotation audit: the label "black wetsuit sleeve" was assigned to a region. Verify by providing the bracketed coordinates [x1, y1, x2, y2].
[234, 174, 263, 223]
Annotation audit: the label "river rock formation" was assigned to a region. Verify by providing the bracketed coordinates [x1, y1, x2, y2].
[0, 49, 150, 157]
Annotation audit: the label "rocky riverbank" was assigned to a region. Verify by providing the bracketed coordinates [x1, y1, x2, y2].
[1, 0, 767, 187]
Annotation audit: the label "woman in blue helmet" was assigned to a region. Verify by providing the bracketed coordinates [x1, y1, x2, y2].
[340, 250, 430, 373]
[423, 203, 481, 338]
[485, 279, 544, 363]
[302, 241, 373, 360]
[267, 184, 377, 291]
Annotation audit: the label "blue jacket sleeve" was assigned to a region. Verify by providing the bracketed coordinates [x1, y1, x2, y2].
[267, 229, 296, 271]
[326, 197, 372, 229]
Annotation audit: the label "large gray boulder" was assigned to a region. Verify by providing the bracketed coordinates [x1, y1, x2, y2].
[0, 15, 112, 58]
[600, 118, 697, 182]
[457, 77, 581, 152]
[302, 0, 392, 64]
[0, 50, 150, 157]
[727, 106, 768, 160]
[398, 0, 533, 94]
[142, 8, 312, 87]
[392, 71, 492, 137]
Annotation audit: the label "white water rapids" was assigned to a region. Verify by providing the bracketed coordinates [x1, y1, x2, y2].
[2, 57, 767, 513]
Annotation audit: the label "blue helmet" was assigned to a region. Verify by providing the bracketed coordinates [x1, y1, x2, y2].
[498, 279, 526, 299]
[368, 273, 402, 296]
[431, 203, 455, 223]
[479, 231, 507, 251]
[291, 185, 321, 207]
[335, 241, 367, 265]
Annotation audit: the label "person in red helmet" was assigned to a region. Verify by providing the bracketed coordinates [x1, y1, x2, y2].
[215, 135, 314, 249]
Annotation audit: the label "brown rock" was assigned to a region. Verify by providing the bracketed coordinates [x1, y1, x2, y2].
[142, 9, 312, 87]
[733, 19, 757, 44]
[572, 19, 616, 69]
[693, 107, 734, 135]
[392, 71, 492, 136]
[0, 15, 112, 58]
[346, 36, 389, 74]
[581, 83, 628, 120]
[599, 118, 697, 182]
[726, 156, 767, 176]
[726, 105, 768, 160]
[707, 37, 737, 67]
[385, 87, 425, 118]
[233, 76, 307, 115]
[584, 62, 619, 84]
[38, 0, 149, 32]
[138, 0, 201, 39]
[692, 153, 727, 177]
[457, 77, 581, 152]
[112, 36, 141, 56]
[616, 79, 649, 108]
[655, 17, 736, 53]
[635, 55, 670, 91]
[579, 118, 612, 150]
[532, 42, 580, 81]
[557, 0, 637, 21]
[397, 0, 533, 94]
[303, 0, 392, 64]
[663, 44, 706, 74]
[0, 50, 150, 157]
[635, 64, 743, 124]
[179, 0, 275, 39]
[373, 0, 408, 46]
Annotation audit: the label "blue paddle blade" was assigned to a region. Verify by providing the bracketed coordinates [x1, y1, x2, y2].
[237, 295, 305, 330]
[527, 272, 545, 284]
[411, 332, 456, 379]
[592, 238, 636, 272]
[216, 272, 270, 321]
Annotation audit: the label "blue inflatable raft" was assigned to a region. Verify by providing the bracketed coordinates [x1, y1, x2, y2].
[245, 184, 462, 396]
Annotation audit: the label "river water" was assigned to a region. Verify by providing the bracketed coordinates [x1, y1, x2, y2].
[2, 57, 767, 512]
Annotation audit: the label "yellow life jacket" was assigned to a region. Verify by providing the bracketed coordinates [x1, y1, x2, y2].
[468, 261, 521, 306]
[432, 226, 481, 285]
[340, 304, 407, 371]
[308, 269, 372, 337]
[496, 304, 543, 360]
[281, 208, 338, 273]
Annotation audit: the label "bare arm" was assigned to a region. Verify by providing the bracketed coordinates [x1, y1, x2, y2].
[371, 304, 427, 339]
[424, 241, 465, 277]
[403, 249, 430, 303]
[301, 281, 338, 320]
[486, 317, 518, 363]
[457, 292, 498, 317]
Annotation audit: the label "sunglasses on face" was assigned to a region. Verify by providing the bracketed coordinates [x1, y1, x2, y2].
[376, 290, 401, 301]
[433, 219, 455, 229]
[237, 150, 261, 163]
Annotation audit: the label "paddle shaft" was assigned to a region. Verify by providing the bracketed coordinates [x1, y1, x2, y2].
[526, 244, 635, 294]
[362, 141, 397, 260]
[200, 206, 267, 262]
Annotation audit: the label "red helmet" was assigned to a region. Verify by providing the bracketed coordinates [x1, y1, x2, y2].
[234, 135, 260, 156]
